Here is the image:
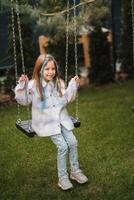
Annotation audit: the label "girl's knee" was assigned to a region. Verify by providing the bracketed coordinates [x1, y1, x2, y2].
[68, 137, 78, 148]
[58, 143, 68, 153]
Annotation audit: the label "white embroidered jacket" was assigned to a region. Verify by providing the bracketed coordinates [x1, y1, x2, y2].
[15, 78, 78, 137]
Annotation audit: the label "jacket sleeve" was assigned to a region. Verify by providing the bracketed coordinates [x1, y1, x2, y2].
[60, 78, 78, 105]
[14, 80, 34, 106]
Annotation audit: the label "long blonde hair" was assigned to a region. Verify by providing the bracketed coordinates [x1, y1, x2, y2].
[32, 55, 62, 101]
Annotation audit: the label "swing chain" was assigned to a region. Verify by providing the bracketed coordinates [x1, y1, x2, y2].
[11, 0, 21, 121]
[65, 0, 79, 120]
[73, 0, 78, 76]
[11, 0, 31, 125]
[65, 0, 70, 87]
[73, 0, 79, 120]
[15, 0, 25, 74]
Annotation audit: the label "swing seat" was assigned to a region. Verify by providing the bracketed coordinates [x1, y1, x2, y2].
[70, 116, 81, 128]
[16, 120, 36, 138]
[16, 117, 80, 138]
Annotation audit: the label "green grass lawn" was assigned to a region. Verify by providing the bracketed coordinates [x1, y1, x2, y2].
[0, 80, 134, 200]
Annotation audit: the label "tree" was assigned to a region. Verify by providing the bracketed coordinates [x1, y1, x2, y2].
[79, 0, 110, 27]
[120, 0, 133, 75]
[89, 25, 114, 84]
[82, 0, 114, 84]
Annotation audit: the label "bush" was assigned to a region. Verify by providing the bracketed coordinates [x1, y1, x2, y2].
[89, 25, 114, 84]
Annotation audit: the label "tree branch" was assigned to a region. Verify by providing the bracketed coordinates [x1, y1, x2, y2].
[40, 0, 96, 17]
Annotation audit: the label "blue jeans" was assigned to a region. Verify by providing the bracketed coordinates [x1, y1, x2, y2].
[50, 125, 79, 179]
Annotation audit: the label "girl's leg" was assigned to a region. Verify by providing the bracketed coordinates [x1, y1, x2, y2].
[50, 133, 74, 190]
[61, 126, 79, 173]
[61, 126, 88, 184]
[50, 133, 68, 179]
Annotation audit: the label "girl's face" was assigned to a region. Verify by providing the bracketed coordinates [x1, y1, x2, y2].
[43, 60, 56, 82]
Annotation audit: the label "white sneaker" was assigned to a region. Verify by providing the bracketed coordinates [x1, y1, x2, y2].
[58, 177, 73, 190]
[70, 170, 88, 184]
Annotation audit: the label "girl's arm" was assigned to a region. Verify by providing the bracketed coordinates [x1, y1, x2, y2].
[60, 76, 79, 105]
[15, 75, 34, 106]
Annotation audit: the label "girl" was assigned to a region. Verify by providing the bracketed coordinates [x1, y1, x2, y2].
[15, 54, 88, 190]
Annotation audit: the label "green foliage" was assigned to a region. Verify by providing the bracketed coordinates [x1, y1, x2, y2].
[80, 0, 109, 27]
[89, 25, 114, 84]
[37, 0, 65, 12]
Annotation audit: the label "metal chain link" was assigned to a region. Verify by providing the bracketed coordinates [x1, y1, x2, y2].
[65, 0, 70, 87]
[11, 0, 21, 122]
[73, 0, 78, 76]
[15, 0, 25, 74]
[132, 0, 134, 68]
[73, 0, 79, 120]
[15, 0, 31, 124]
[11, 0, 31, 125]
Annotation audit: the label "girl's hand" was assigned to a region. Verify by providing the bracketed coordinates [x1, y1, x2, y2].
[72, 75, 80, 85]
[18, 74, 29, 82]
